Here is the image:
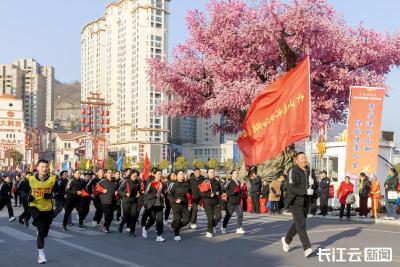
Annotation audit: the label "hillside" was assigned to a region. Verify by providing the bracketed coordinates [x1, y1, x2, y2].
[54, 80, 81, 104]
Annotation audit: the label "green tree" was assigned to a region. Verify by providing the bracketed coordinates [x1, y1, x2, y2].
[208, 158, 220, 170]
[174, 156, 188, 171]
[159, 159, 170, 170]
[78, 158, 92, 171]
[395, 163, 400, 174]
[192, 159, 205, 169]
[105, 156, 117, 171]
[136, 159, 144, 171]
[123, 156, 133, 170]
[223, 159, 236, 172]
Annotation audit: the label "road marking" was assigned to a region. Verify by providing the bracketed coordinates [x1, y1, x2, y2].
[25, 226, 74, 239]
[52, 238, 144, 267]
[0, 240, 4, 243]
[0, 226, 36, 241]
[52, 222, 103, 236]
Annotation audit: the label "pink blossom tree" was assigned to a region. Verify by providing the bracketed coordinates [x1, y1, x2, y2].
[149, 0, 400, 173]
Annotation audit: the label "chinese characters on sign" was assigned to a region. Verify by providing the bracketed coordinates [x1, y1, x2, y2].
[318, 247, 392, 263]
[345, 87, 385, 175]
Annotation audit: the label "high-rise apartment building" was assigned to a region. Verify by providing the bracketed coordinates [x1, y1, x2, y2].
[81, 0, 170, 163]
[0, 58, 54, 129]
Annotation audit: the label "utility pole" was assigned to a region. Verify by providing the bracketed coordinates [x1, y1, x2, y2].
[80, 92, 112, 173]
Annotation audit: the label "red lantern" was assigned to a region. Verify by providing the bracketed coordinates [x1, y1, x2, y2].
[87, 118, 91, 123]
[80, 126, 85, 132]
[100, 128, 104, 133]
[100, 110, 104, 116]
[81, 108, 85, 114]
[106, 110, 109, 116]
[106, 128, 110, 133]
[106, 119, 110, 124]
[80, 118, 85, 123]
[86, 108, 91, 115]
[86, 126, 91, 132]
[100, 119, 104, 124]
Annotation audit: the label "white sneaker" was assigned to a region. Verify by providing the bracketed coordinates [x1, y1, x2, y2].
[125, 228, 130, 232]
[156, 235, 165, 242]
[9, 217, 16, 222]
[142, 228, 148, 239]
[221, 227, 227, 234]
[92, 221, 97, 227]
[213, 227, 217, 234]
[206, 232, 213, 238]
[236, 228, 245, 235]
[383, 216, 390, 220]
[38, 253, 47, 264]
[174, 236, 182, 241]
[389, 217, 396, 220]
[304, 248, 313, 257]
[281, 237, 290, 253]
[190, 224, 197, 229]
[163, 220, 168, 225]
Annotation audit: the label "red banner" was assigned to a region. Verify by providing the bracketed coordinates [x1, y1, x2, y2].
[143, 153, 150, 180]
[345, 86, 385, 176]
[237, 57, 311, 166]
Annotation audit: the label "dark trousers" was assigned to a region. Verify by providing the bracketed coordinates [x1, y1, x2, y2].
[309, 198, 317, 215]
[359, 196, 368, 216]
[340, 203, 351, 218]
[92, 197, 103, 224]
[120, 201, 138, 233]
[204, 202, 222, 233]
[30, 207, 53, 249]
[54, 199, 72, 224]
[223, 203, 243, 229]
[189, 199, 200, 224]
[13, 193, 19, 206]
[320, 195, 329, 215]
[102, 204, 113, 228]
[141, 208, 150, 227]
[145, 206, 164, 236]
[270, 201, 280, 214]
[251, 193, 260, 213]
[63, 199, 82, 226]
[78, 200, 90, 225]
[171, 204, 190, 236]
[285, 204, 311, 250]
[241, 197, 247, 212]
[19, 198, 31, 222]
[114, 199, 121, 221]
[0, 199, 14, 218]
[164, 199, 171, 221]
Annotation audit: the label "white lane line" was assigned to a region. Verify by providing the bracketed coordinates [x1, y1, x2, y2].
[52, 222, 103, 236]
[0, 226, 36, 241]
[52, 238, 144, 267]
[25, 226, 73, 239]
[0, 240, 5, 243]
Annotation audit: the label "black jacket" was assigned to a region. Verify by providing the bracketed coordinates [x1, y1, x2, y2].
[319, 177, 330, 197]
[287, 165, 315, 206]
[223, 179, 241, 205]
[250, 176, 262, 194]
[18, 179, 30, 199]
[144, 180, 166, 209]
[261, 184, 269, 198]
[0, 182, 12, 201]
[200, 178, 222, 205]
[54, 178, 68, 201]
[359, 178, 371, 198]
[65, 178, 81, 201]
[98, 179, 118, 205]
[167, 181, 191, 206]
[86, 177, 100, 197]
[188, 175, 204, 200]
[118, 179, 140, 203]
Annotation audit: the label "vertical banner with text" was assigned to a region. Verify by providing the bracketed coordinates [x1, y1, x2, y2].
[345, 86, 385, 176]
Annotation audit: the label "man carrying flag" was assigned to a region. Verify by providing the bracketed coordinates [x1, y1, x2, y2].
[237, 57, 315, 257]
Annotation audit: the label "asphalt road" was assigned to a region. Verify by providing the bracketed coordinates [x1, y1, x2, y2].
[1, 206, 400, 267]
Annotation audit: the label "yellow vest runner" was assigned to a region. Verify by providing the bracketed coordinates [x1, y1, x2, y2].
[28, 175, 57, 212]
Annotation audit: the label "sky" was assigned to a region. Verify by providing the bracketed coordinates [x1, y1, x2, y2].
[0, 0, 399, 141]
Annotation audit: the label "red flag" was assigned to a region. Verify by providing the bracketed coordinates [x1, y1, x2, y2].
[237, 57, 311, 166]
[143, 153, 150, 180]
[101, 159, 105, 169]
[75, 161, 79, 170]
